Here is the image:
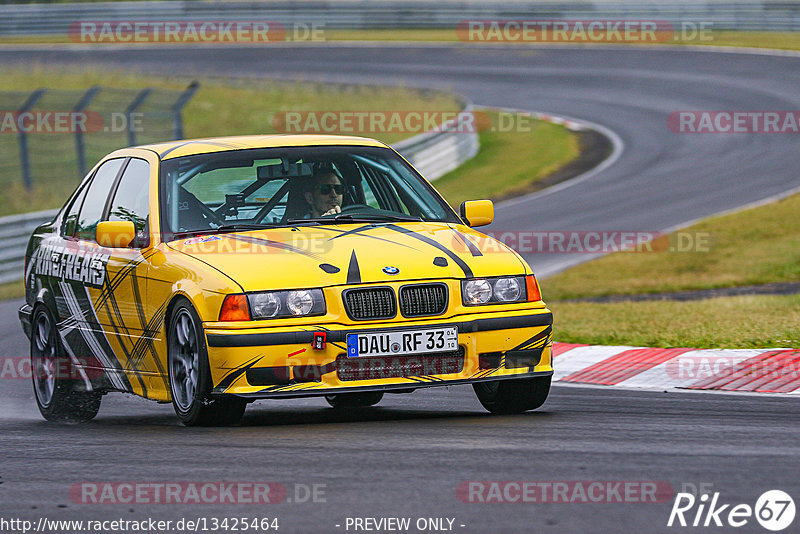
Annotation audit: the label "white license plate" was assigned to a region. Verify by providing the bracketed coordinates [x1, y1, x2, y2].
[346, 327, 458, 358]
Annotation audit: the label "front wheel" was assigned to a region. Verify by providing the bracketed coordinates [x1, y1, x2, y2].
[325, 392, 384, 408]
[473, 376, 551, 415]
[168, 300, 246, 426]
[31, 305, 101, 422]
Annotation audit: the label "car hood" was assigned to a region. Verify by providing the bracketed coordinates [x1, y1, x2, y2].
[167, 222, 529, 292]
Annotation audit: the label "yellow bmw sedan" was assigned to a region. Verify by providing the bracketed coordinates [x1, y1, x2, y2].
[19, 135, 553, 425]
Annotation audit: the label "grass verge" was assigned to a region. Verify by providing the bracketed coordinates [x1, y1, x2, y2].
[330, 30, 800, 51]
[433, 110, 580, 208]
[545, 191, 800, 349]
[0, 280, 25, 301]
[553, 294, 800, 349]
[4, 30, 800, 52]
[545, 193, 800, 300]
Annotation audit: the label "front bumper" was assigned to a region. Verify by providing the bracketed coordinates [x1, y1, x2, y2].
[204, 308, 553, 399]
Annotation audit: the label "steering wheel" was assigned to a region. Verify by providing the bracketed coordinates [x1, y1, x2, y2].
[336, 203, 374, 214]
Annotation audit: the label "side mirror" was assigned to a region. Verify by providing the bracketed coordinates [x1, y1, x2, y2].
[459, 200, 494, 227]
[96, 221, 136, 248]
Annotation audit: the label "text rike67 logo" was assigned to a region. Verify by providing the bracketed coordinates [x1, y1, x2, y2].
[668, 490, 795, 531]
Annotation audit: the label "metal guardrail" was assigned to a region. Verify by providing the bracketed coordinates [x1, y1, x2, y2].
[0, 103, 480, 286]
[1, 1, 800, 34]
[394, 103, 480, 183]
[0, 208, 58, 285]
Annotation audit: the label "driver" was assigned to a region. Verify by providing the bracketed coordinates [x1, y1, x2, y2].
[303, 169, 344, 217]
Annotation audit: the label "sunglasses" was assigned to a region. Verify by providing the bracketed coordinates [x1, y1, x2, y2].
[315, 184, 344, 195]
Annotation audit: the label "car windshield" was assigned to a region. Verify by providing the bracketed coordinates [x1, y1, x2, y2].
[159, 145, 461, 237]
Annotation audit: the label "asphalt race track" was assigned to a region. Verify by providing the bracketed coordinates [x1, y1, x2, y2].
[1, 44, 800, 532]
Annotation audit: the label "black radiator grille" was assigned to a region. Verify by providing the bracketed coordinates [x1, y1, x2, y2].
[399, 283, 448, 317]
[343, 287, 396, 320]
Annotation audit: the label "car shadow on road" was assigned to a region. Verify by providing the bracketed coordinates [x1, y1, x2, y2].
[8, 405, 555, 430]
[239, 405, 555, 428]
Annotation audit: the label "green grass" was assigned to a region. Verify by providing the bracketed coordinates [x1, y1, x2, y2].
[5, 30, 800, 52]
[0, 66, 460, 217]
[545, 193, 800, 300]
[0, 280, 25, 301]
[330, 30, 800, 52]
[553, 294, 800, 349]
[433, 110, 579, 208]
[544, 191, 800, 349]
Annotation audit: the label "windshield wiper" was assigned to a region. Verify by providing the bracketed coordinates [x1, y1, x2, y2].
[286, 213, 422, 224]
[171, 222, 311, 239]
[214, 223, 286, 233]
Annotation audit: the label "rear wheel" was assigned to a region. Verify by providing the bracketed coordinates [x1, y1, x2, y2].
[31, 305, 101, 422]
[473, 376, 551, 414]
[325, 392, 384, 408]
[168, 300, 246, 426]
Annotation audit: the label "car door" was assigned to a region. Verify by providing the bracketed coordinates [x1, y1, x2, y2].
[54, 157, 137, 394]
[91, 157, 165, 396]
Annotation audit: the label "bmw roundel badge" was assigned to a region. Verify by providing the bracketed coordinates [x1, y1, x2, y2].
[382, 266, 400, 275]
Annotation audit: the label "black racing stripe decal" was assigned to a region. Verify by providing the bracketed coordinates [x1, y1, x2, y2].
[70, 284, 133, 392]
[207, 312, 553, 347]
[92, 252, 158, 394]
[451, 230, 483, 257]
[101, 279, 148, 395]
[227, 234, 325, 261]
[511, 326, 552, 351]
[317, 225, 417, 250]
[470, 368, 496, 379]
[418, 375, 444, 382]
[129, 299, 169, 388]
[257, 383, 301, 393]
[127, 266, 161, 375]
[91, 250, 165, 391]
[384, 224, 474, 278]
[95, 259, 154, 394]
[346, 250, 361, 284]
[93, 249, 157, 311]
[216, 356, 264, 392]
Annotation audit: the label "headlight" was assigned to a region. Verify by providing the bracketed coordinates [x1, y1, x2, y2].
[248, 289, 326, 319]
[461, 276, 528, 306]
[493, 277, 521, 302]
[287, 290, 314, 316]
[249, 292, 281, 318]
[463, 279, 492, 304]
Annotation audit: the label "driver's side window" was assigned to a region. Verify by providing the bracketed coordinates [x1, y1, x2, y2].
[75, 158, 126, 241]
[106, 158, 150, 247]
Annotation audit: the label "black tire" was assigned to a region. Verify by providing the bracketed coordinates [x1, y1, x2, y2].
[325, 392, 384, 408]
[473, 376, 551, 415]
[30, 305, 101, 422]
[167, 299, 246, 426]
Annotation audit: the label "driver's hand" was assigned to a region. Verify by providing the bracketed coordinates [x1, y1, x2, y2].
[323, 205, 341, 216]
